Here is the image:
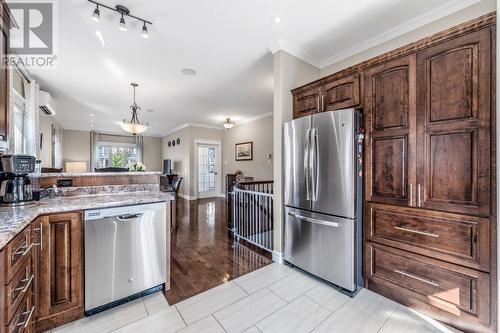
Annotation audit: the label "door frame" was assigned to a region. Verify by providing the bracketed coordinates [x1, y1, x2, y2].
[194, 139, 222, 199]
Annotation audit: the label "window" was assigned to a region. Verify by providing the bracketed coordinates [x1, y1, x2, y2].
[11, 90, 25, 154]
[96, 143, 137, 168]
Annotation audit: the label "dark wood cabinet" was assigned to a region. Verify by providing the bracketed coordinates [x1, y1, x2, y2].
[292, 74, 361, 118]
[416, 28, 492, 217]
[366, 243, 491, 331]
[292, 85, 321, 118]
[292, 13, 495, 333]
[322, 74, 361, 111]
[365, 203, 490, 271]
[37, 212, 84, 332]
[364, 55, 417, 207]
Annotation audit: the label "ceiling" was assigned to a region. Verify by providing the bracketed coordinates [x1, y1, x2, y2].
[29, 0, 481, 136]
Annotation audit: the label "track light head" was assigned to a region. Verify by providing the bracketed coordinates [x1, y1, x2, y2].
[141, 22, 149, 38]
[118, 15, 127, 32]
[91, 5, 100, 22]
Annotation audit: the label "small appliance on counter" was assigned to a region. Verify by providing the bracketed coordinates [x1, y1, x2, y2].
[0, 154, 36, 206]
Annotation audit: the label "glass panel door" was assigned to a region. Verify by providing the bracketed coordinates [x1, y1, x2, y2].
[197, 144, 220, 198]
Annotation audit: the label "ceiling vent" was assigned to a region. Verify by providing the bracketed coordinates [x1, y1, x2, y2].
[38, 90, 56, 116]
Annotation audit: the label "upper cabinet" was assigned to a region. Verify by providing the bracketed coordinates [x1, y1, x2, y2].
[364, 28, 492, 217]
[364, 55, 416, 207]
[416, 29, 492, 217]
[292, 85, 321, 119]
[322, 74, 360, 111]
[292, 73, 361, 119]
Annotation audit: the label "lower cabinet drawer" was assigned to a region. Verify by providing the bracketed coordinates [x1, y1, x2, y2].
[3, 227, 32, 282]
[5, 289, 34, 333]
[4, 254, 34, 325]
[365, 242, 490, 330]
[365, 203, 489, 271]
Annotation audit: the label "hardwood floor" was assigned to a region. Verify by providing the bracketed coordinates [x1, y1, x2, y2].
[165, 197, 272, 304]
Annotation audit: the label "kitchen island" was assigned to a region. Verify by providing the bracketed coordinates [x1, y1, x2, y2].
[0, 189, 174, 333]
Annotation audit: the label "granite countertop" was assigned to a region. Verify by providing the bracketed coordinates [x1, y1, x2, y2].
[0, 191, 174, 250]
[36, 171, 162, 178]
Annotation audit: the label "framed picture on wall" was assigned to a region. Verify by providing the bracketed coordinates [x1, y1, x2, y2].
[235, 142, 253, 161]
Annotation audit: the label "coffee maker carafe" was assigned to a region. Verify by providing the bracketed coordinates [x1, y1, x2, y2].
[0, 155, 36, 206]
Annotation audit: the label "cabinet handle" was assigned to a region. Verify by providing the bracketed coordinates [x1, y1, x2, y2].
[321, 94, 325, 111]
[394, 226, 439, 238]
[394, 269, 439, 287]
[13, 274, 34, 295]
[11, 240, 33, 260]
[16, 306, 35, 329]
[417, 184, 422, 207]
[316, 96, 320, 112]
[33, 226, 42, 250]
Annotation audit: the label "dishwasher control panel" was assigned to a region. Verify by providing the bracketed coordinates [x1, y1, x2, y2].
[84, 201, 165, 220]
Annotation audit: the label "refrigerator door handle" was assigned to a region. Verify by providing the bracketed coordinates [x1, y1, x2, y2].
[304, 129, 311, 201]
[288, 212, 340, 228]
[310, 128, 319, 201]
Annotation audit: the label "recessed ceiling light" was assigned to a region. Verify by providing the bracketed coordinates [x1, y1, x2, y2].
[90, 114, 94, 117]
[181, 68, 197, 76]
[271, 16, 281, 24]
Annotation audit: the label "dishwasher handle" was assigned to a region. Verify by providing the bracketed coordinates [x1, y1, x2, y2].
[116, 213, 144, 221]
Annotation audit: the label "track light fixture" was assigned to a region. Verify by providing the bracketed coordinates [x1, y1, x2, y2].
[91, 4, 100, 22]
[118, 14, 127, 32]
[141, 22, 149, 38]
[88, 0, 152, 38]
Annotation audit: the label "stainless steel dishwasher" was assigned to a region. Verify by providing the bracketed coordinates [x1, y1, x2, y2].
[84, 202, 167, 315]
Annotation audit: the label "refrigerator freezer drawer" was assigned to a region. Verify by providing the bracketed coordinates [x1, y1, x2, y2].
[284, 207, 356, 292]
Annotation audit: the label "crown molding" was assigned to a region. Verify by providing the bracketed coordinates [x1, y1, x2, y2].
[269, 39, 321, 68]
[269, 0, 482, 69]
[164, 112, 274, 136]
[163, 122, 222, 136]
[320, 0, 482, 68]
[235, 112, 273, 126]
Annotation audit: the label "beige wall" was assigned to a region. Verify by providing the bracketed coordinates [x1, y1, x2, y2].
[162, 127, 191, 196]
[222, 115, 274, 181]
[62, 130, 91, 171]
[162, 126, 223, 198]
[39, 115, 64, 168]
[62, 130, 162, 172]
[273, 50, 320, 254]
[143, 136, 162, 171]
[320, 0, 496, 76]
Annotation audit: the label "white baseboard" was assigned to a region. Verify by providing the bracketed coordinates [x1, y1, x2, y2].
[272, 251, 284, 264]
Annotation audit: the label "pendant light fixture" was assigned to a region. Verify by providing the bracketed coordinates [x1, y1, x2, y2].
[223, 118, 234, 130]
[120, 83, 150, 136]
[88, 1, 152, 38]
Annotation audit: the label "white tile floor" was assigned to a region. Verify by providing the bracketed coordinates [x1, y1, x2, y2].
[49, 263, 461, 333]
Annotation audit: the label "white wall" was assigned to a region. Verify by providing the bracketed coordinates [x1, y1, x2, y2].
[222, 115, 274, 181]
[162, 125, 223, 198]
[273, 51, 320, 255]
[39, 114, 64, 168]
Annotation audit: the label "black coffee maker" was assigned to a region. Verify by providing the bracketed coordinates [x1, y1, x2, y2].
[0, 155, 36, 206]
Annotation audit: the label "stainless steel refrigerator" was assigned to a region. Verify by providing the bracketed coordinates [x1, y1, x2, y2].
[283, 108, 363, 294]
